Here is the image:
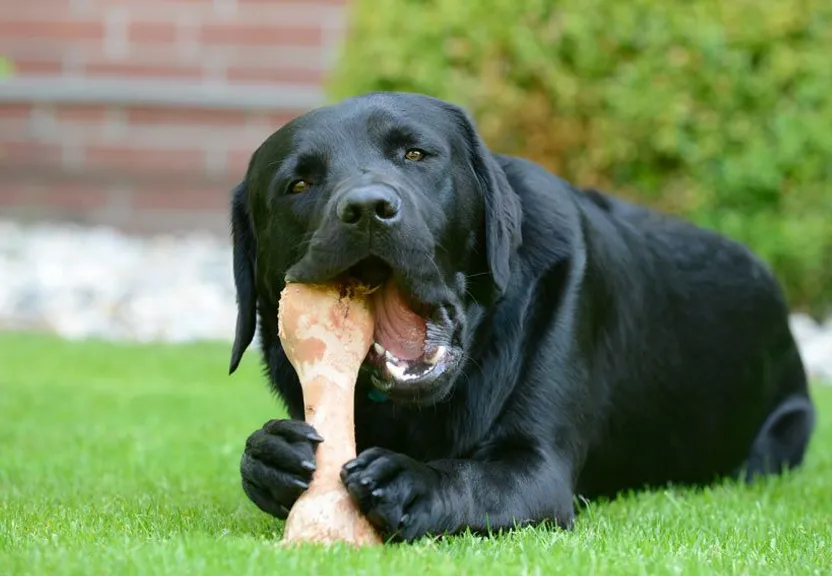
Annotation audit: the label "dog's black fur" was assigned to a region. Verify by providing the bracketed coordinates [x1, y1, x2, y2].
[229, 92, 815, 542]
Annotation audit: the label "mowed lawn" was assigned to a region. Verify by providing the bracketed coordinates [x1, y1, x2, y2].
[1, 332, 830, 575]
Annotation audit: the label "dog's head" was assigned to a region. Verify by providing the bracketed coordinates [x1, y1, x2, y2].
[228, 92, 522, 405]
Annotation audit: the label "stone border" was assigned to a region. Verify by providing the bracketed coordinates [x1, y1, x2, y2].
[0, 77, 326, 110]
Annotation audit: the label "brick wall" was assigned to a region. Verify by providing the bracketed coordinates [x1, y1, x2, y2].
[0, 0, 348, 235]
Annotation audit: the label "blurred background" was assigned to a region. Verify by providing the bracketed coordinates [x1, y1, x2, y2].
[0, 0, 342, 235]
[0, 0, 830, 378]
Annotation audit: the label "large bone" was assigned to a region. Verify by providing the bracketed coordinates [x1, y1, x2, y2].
[277, 281, 383, 546]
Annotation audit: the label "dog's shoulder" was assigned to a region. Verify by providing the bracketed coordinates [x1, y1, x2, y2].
[493, 155, 782, 302]
[493, 154, 585, 253]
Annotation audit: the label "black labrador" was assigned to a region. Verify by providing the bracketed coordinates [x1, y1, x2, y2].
[228, 91, 815, 542]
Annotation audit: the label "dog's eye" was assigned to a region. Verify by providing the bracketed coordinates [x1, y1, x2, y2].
[288, 180, 311, 194]
[404, 149, 426, 162]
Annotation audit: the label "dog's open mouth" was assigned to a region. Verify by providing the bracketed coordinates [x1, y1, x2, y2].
[364, 278, 450, 389]
[346, 257, 455, 392]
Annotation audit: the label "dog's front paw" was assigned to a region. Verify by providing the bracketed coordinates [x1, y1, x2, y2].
[340, 447, 443, 542]
[240, 419, 323, 519]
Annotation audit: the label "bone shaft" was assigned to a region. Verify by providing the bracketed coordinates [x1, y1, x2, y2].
[298, 372, 358, 489]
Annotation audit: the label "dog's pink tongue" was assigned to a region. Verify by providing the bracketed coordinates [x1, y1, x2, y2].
[373, 280, 426, 361]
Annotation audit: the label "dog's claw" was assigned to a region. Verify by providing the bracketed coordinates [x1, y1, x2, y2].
[291, 477, 310, 490]
[305, 431, 325, 443]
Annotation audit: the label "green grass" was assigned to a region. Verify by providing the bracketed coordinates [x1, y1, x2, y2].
[1, 332, 830, 575]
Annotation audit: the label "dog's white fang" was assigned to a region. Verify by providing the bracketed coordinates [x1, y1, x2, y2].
[425, 345, 447, 365]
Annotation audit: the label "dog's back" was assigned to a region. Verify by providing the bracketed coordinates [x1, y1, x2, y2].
[572, 186, 815, 497]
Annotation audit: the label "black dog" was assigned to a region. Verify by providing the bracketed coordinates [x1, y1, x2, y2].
[228, 92, 815, 542]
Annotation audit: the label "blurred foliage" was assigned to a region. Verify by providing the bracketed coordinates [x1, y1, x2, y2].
[330, 0, 832, 314]
[0, 57, 12, 78]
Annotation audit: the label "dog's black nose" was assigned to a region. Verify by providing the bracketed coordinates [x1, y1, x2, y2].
[337, 185, 401, 225]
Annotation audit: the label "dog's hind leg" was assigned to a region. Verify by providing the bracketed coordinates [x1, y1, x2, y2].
[737, 324, 817, 483]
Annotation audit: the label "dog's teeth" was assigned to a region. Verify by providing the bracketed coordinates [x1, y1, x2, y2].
[384, 349, 400, 364]
[385, 359, 421, 382]
[373, 342, 385, 355]
[424, 345, 447, 365]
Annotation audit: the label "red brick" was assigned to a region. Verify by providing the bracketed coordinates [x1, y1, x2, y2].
[130, 185, 230, 211]
[227, 147, 256, 177]
[232, 2, 347, 25]
[114, 1, 215, 22]
[44, 183, 110, 209]
[48, 105, 117, 147]
[231, 111, 301, 137]
[83, 61, 204, 79]
[0, 181, 108, 210]
[238, 0, 347, 4]
[0, 119, 31, 143]
[75, 43, 201, 77]
[128, 21, 179, 43]
[81, 0, 158, 10]
[0, 3, 74, 21]
[8, 58, 64, 76]
[0, 141, 62, 166]
[258, 111, 304, 129]
[0, 183, 31, 206]
[218, 43, 322, 66]
[126, 107, 250, 128]
[51, 188, 109, 210]
[0, 37, 85, 64]
[0, 20, 104, 41]
[226, 113, 302, 173]
[85, 147, 202, 173]
[225, 65, 324, 85]
[54, 105, 111, 124]
[0, 104, 34, 121]
[84, 145, 206, 174]
[118, 43, 189, 64]
[144, 0, 212, 4]
[199, 22, 323, 47]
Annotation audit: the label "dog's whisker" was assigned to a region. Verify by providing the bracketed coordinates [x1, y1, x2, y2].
[464, 289, 480, 307]
[435, 241, 450, 256]
[464, 272, 492, 280]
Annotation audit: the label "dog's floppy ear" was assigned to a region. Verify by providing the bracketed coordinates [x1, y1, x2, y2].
[229, 180, 257, 374]
[446, 103, 522, 294]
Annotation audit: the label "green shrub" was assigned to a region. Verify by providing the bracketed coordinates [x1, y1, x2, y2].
[329, 0, 832, 314]
[0, 57, 12, 78]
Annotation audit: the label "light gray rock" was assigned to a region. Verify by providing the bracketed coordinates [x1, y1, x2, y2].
[789, 313, 822, 348]
[0, 219, 830, 383]
[802, 331, 832, 383]
[0, 220, 238, 343]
